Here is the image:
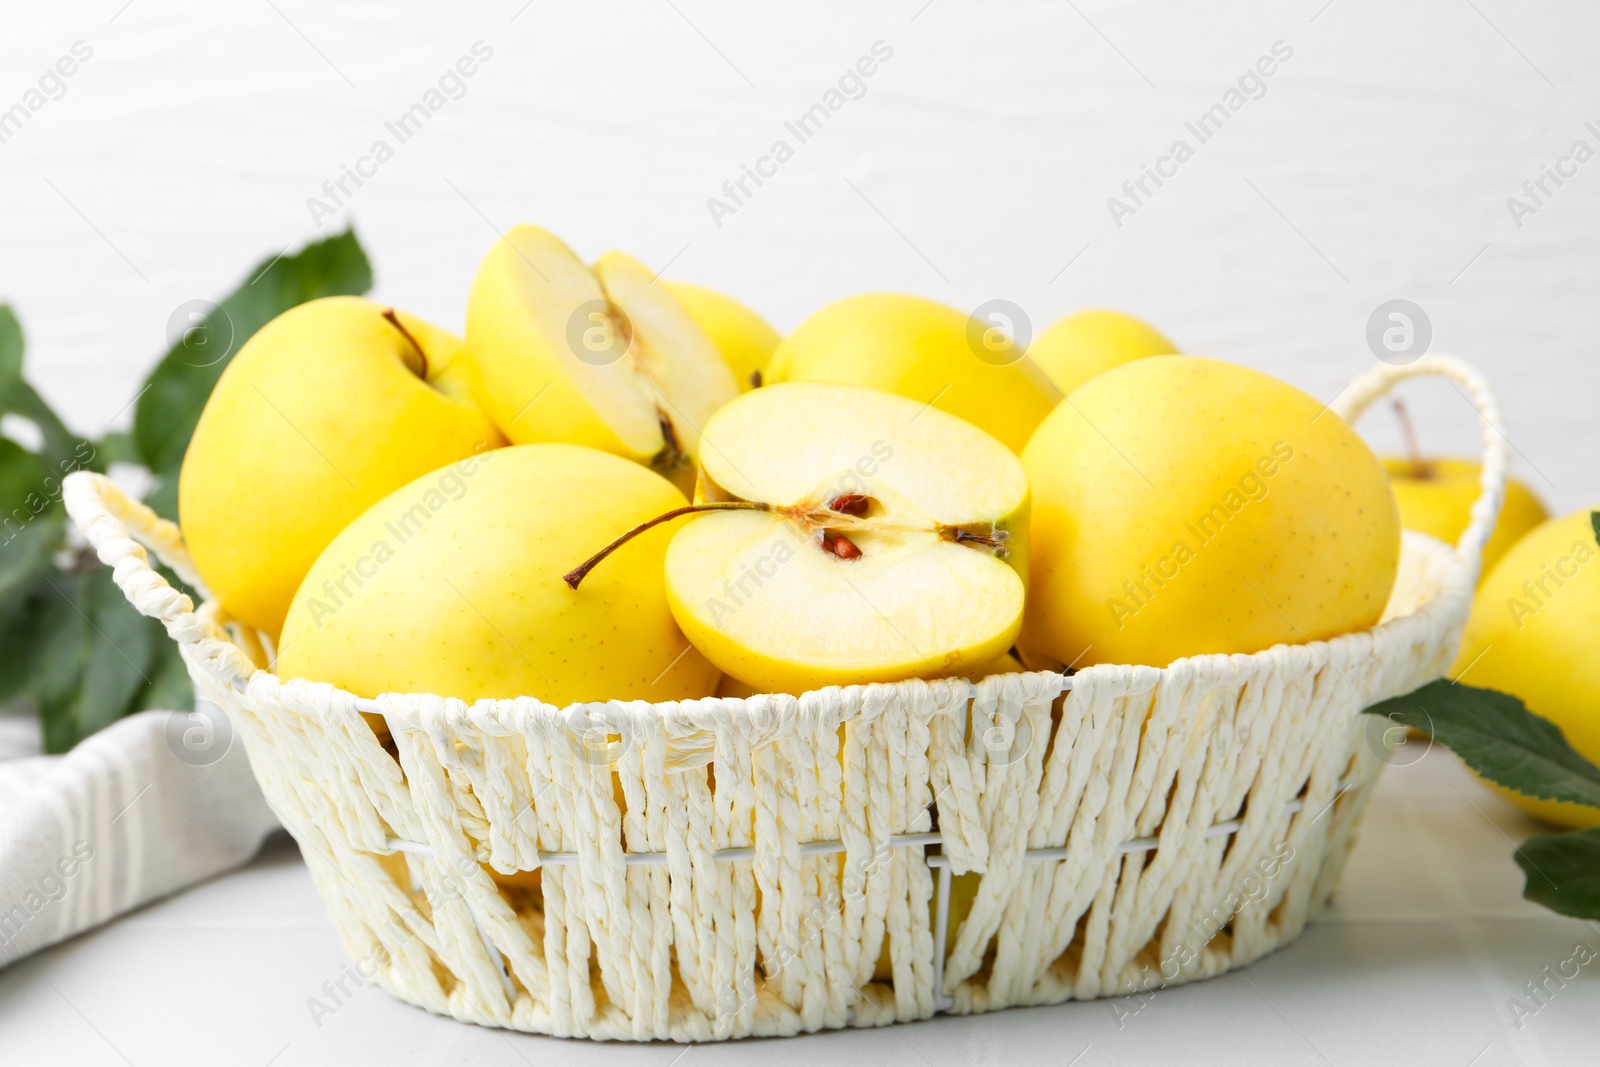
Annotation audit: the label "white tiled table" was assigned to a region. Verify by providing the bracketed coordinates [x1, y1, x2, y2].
[2, 748, 1595, 1067]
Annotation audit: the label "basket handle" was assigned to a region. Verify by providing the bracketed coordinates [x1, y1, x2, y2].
[1328, 355, 1509, 577]
[62, 471, 258, 687]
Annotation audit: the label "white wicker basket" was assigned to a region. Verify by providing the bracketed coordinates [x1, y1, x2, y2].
[65, 357, 1505, 1041]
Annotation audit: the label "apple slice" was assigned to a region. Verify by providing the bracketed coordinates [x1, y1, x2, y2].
[591, 250, 740, 478]
[565, 382, 1029, 694]
[464, 226, 739, 486]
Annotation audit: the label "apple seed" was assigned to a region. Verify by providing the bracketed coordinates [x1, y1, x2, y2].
[822, 531, 862, 559]
[829, 493, 870, 517]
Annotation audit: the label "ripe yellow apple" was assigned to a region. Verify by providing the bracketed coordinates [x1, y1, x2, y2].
[1028, 309, 1178, 397]
[975, 650, 1025, 677]
[1020, 356, 1400, 669]
[765, 293, 1060, 454]
[276, 444, 720, 704]
[179, 297, 501, 638]
[1452, 508, 1600, 828]
[462, 227, 738, 489]
[665, 281, 781, 391]
[1383, 457, 1548, 579]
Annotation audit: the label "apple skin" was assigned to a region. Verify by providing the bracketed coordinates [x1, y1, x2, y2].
[179, 297, 502, 638]
[276, 443, 720, 705]
[1452, 508, 1600, 829]
[1028, 309, 1178, 398]
[666, 281, 781, 391]
[1383, 457, 1548, 580]
[1019, 356, 1401, 670]
[765, 293, 1060, 454]
[463, 226, 664, 459]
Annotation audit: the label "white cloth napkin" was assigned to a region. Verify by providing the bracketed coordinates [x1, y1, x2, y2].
[0, 707, 280, 967]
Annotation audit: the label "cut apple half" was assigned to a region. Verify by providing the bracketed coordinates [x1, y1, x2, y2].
[463, 226, 739, 485]
[565, 382, 1030, 694]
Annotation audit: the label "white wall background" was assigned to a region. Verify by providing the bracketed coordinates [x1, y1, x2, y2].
[2, 0, 1596, 512]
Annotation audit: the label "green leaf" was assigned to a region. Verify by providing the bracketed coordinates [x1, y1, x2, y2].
[0, 437, 65, 610]
[0, 377, 97, 475]
[0, 307, 98, 479]
[0, 305, 22, 379]
[78, 566, 159, 736]
[95, 429, 141, 467]
[141, 476, 179, 527]
[0, 508, 64, 613]
[0, 575, 49, 703]
[1517, 828, 1600, 920]
[1591, 510, 1599, 548]
[1365, 680, 1600, 810]
[29, 565, 163, 753]
[29, 571, 92, 753]
[134, 638, 195, 713]
[131, 229, 373, 507]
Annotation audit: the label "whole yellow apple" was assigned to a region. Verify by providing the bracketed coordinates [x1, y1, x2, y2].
[1028, 309, 1177, 397]
[665, 280, 781, 390]
[277, 444, 720, 705]
[179, 297, 501, 638]
[1020, 356, 1400, 669]
[1383, 456, 1548, 579]
[765, 293, 1060, 454]
[1452, 508, 1600, 829]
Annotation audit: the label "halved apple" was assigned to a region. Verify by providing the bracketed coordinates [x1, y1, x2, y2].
[590, 382, 1030, 694]
[463, 226, 739, 488]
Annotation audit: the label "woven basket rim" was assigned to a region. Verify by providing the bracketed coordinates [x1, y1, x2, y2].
[208, 529, 1464, 717]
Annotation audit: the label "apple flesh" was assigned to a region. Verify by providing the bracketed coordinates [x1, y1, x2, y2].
[610, 382, 1032, 695]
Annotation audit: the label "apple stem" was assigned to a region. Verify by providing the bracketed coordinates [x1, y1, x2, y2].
[382, 309, 428, 380]
[651, 410, 687, 475]
[1391, 400, 1430, 480]
[563, 501, 773, 589]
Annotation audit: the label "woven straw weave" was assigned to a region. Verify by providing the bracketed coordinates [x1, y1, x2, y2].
[64, 357, 1505, 1041]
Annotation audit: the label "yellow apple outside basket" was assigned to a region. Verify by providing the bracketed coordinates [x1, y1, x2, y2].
[64, 356, 1504, 1041]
